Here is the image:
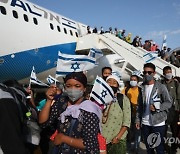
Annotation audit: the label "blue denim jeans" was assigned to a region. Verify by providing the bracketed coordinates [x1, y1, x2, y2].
[142, 124, 166, 154]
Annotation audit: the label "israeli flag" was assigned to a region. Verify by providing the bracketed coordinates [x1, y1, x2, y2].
[143, 52, 158, 63]
[161, 35, 167, 50]
[46, 75, 59, 85]
[30, 66, 48, 86]
[90, 76, 114, 106]
[88, 48, 103, 60]
[56, 51, 96, 76]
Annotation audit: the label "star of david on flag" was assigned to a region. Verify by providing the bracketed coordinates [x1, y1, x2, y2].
[90, 76, 114, 106]
[56, 51, 96, 76]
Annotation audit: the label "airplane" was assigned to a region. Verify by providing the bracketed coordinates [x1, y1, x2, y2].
[1, 0, 179, 86]
[0, 0, 130, 85]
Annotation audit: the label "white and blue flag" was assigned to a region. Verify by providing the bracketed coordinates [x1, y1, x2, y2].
[88, 48, 103, 60]
[161, 35, 167, 50]
[46, 75, 59, 85]
[90, 76, 114, 106]
[143, 52, 158, 63]
[30, 66, 48, 86]
[56, 51, 96, 76]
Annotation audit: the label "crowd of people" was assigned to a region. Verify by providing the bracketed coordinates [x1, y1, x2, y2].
[87, 26, 180, 68]
[0, 62, 179, 154]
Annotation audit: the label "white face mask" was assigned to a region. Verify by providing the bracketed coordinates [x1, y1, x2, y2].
[65, 88, 84, 103]
[130, 80, 138, 87]
[165, 73, 173, 80]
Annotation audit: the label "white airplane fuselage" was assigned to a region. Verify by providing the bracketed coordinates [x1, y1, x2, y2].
[0, 0, 128, 84]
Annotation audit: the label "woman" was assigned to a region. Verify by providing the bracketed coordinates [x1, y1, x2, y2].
[101, 74, 131, 154]
[39, 72, 101, 153]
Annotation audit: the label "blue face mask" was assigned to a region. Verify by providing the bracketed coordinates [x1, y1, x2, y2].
[65, 88, 84, 103]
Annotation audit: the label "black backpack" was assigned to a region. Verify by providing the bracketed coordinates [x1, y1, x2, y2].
[0, 83, 41, 145]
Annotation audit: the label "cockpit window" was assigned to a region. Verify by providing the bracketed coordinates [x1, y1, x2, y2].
[0, 6, 6, 15]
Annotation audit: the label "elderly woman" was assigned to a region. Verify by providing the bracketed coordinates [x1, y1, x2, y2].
[39, 72, 101, 154]
[101, 74, 131, 154]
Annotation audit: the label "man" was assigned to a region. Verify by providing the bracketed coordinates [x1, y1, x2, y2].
[161, 66, 180, 153]
[136, 63, 172, 154]
[101, 66, 112, 81]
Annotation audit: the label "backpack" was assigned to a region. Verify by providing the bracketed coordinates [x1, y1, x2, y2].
[0, 83, 41, 145]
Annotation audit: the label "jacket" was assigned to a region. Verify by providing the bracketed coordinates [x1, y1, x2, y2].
[135, 81, 172, 126]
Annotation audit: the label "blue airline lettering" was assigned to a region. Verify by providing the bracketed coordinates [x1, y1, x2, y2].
[11, 0, 27, 11]
[25, 3, 41, 17]
[2, 0, 61, 23]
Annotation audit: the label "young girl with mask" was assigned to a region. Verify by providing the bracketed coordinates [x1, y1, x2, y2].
[39, 72, 101, 154]
[101, 74, 131, 154]
[122, 75, 142, 153]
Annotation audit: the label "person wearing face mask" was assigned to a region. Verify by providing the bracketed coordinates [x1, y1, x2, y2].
[101, 74, 131, 154]
[161, 66, 180, 154]
[135, 63, 172, 154]
[39, 72, 101, 154]
[122, 75, 142, 153]
[101, 66, 112, 81]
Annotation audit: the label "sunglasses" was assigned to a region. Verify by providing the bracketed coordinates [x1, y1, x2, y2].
[143, 71, 154, 75]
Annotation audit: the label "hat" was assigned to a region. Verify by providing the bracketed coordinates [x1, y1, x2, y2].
[64, 72, 87, 87]
[106, 74, 121, 86]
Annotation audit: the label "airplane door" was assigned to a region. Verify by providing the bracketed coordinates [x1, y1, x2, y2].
[77, 23, 87, 37]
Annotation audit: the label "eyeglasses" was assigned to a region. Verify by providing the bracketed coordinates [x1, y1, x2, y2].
[143, 71, 154, 75]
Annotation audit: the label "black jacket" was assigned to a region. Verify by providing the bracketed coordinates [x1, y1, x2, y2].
[0, 88, 28, 154]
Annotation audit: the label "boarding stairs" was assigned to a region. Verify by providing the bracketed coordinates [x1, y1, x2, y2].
[76, 33, 180, 79]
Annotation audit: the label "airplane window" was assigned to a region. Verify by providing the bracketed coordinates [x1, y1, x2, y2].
[64, 28, 67, 34]
[33, 17, 38, 25]
[0, 6, 6, 15]
[75, 32, 78, 37]
[23, 14, 29, 22]
[70, 30, 73, 36]
[57, 26, 61, 32]
[12, 10, 18, 19]
[50, 23, 54, 30]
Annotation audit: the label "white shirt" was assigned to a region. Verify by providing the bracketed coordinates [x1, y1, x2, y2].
[142, 84, 165, 126]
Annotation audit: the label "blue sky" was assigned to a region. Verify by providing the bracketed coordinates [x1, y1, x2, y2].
[29, 0, 180, 50]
